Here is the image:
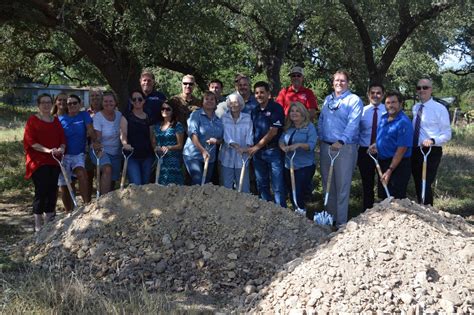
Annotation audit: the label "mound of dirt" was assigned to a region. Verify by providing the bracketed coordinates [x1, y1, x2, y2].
[248, 199, 474, 314]
[13, 184, 328, 307]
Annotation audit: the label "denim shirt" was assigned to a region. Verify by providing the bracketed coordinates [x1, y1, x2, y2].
[183, 109, 223, 162]
[279, 123, 317, 169]
[318, 90, 363, 144]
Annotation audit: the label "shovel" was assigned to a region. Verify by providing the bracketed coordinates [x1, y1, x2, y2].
[91, 148, 102, 199]
[367, 150, 391, 198]
[154, 149, 167, 185]
[238, 151, 250, 193]
[420, 146, 432, 204]
[201, 144, 214, 186]
[51, 152, 78, 209]
[287, 150, 305, 215]
[324, 146, 340, 207]
[120, 147, 134, 190]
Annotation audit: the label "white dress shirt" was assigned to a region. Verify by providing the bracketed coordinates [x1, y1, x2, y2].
[412, 98, 451, 146]
[358, 103, 386, 147]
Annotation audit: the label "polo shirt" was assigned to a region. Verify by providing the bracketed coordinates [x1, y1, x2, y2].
[251, 100, 285, 148]
[276, 85, 318, 115]
[376, 111, 413, 160]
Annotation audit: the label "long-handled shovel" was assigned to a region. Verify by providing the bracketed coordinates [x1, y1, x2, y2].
[52, 152, 78, 209]
[367, 150, 391, 198]
[287, 150, 305, 215]
[120, 148, 134, 190]
[238, 151, 250, 193]
[314, 147, 340, 226]
[420, 146, 432, 204]
[154, 149, 167, 185]
[201, 145, 214, 186]
[91, 148, 102, 199]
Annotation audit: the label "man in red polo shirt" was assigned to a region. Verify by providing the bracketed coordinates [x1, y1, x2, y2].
[276, 66, 318, 120]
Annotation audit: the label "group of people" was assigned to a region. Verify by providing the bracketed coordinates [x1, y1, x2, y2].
[24, 66, 451, 232]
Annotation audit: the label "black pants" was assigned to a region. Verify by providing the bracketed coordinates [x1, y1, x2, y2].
[357, 147, 377, 210]
[31, 165, 60, 214]
[379, 157, 411, 199]
[411, 146, 442, 205]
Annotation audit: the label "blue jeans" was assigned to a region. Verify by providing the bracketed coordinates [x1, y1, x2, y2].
[127, 156, 154, 185]
[253, 148, 286, 207]
[221, 165, 250, 193]
[183, 156, 215, 185]
[284, 164, 316, 210]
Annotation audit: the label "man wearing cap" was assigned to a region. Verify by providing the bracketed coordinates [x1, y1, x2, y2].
[411, 78, 451, 205]
[171, 74, 201, 124]
[248, 81, 286, 207]
[276, 66, 319, 120]
[137, 69, 167, 125]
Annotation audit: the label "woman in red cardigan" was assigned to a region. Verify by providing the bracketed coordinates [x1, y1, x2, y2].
[24, 93, 66, 232]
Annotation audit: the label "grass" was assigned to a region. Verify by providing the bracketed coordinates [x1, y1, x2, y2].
[0, 102, 472, 312]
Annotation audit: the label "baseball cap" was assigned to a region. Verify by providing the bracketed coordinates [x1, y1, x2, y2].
[289, 66, 304, 76]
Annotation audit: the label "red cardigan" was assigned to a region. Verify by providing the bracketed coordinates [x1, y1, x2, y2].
[23, 115, 66, 179]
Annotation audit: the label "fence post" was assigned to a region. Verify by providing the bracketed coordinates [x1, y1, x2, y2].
[452, 107, 458, 125]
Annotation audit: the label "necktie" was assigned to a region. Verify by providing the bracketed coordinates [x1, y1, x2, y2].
[370, 107, 378, 145]
[413, 104, 424, 147]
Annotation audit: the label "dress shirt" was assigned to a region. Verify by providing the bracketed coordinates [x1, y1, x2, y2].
[412, 98, 451, 146]
[219, 112, 253, 168]
[318, 90, 363, 144]
[359, 103, 386, 147]
[279, 123, 317, 169]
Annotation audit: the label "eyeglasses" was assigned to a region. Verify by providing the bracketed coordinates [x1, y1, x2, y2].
[327, 96, 342, 111]
[182, 82, 194, 86]
[131, 97, 144, 102]
[161, 107, 172, 112]
[416, 86, 431, 90]
[290, 74, 302, 78]
[39, 101, 52, 105]
[67, 101, 79, 106]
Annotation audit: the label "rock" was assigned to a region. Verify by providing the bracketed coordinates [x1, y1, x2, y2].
[439, 299, 455, 313]
[227, 253, 238, 260]
[400, 292, 414, 305]
[345, 221, 358, 232]
[244, 284, 257, 294]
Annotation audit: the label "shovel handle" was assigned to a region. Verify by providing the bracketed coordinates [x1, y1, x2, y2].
[155, 159, 161, 185]
[120, 159, 128, 190]
[201, 157, 209, 186]
[238, 164, 246, 192]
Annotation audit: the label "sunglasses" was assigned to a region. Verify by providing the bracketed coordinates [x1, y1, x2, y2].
[132, 97, 144, 102]
[67, 101, 79, 106]
[182, 82, 194, 86]
[416, 86, 431, 90]
[161, 107, 172, 112]
[290, 74, 302, 78]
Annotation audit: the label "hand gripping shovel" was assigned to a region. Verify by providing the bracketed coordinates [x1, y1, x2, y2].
[51, 152, 78, 209]
[287, 150, 305, 215]
[91, 148, 102, 199]
[120, 148, 134, 190]
[420, 146, 432, 204]
[154, 149, 167, 185]
[367, 150, 391, 198]
[201, 144, 214, 186]
[238, 152, 250, 193]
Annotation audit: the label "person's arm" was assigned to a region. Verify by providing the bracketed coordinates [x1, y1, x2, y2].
[86, 123, 96, 142]
[333, 96, 363, 150]
[191, 133, 209, 160]
[120, 116, 132, 151]
[381, 147, 407, 184]
[149, 125, 156, 151]
[247, 127, 278, 156]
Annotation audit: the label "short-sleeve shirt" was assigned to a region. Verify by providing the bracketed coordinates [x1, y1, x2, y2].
[251, 100, 285, 148]
[276, 86, 319, 116]
[93, 111, 122, 155]
[376, 111, 414, 160]
[59, 111, 92, 155]
[279, 123, 318, 169]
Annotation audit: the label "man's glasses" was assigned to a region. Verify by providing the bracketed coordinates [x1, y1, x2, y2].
[290, 74, 302, 78]
[182, 82, 194, 86]
[132, 97, 144, 102]
[416, 86, 431, 90]
[161, 107, 172, 112]
[67, 101, 79, 106]
[327, 96, 342, 111]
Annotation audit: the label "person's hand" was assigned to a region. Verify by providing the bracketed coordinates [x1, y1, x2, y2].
[331, 141, 342, 151]
[422, 138, 434, 147]
[161, 146, 169, 155]
[201, 150, 210, 160]
[123, 143, 133, 151]
[92, 142, 102, 151]
[368, 144, 377, 155]
[247, 145, 260, 156]
[207, 138, 218, 145]
[51, 147, 63, 156]
[381, 170, 391, 185]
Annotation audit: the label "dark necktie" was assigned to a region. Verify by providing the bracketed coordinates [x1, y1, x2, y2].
[413, 104, 424, 147]
[370, 107, 378, 145]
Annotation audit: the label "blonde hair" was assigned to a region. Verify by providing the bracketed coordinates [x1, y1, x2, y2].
[284, 102, 310, 131]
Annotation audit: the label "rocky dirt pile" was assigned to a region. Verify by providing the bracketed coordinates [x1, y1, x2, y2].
[248, 198, 474, 314]
[13, 184, 329, 308]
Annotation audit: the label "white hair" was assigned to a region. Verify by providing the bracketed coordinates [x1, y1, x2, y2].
[226, 92, 245, 109]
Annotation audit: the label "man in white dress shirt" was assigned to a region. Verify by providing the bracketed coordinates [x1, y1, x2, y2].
[411, 78, 451, 205]
[357, 83, 387, 210]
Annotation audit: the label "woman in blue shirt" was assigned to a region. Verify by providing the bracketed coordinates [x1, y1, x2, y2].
[279, 102, 317, 217]
[183, 91, 224, 185]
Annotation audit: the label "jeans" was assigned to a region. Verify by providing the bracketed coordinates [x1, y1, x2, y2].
[253, 148, 286, 207]
[284, 164, 316, 211]
[127, 156, 154, 185]
[183, 156, 215, 185]
[221, 165, 250, 193]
